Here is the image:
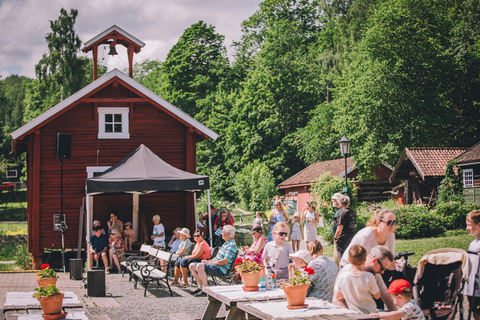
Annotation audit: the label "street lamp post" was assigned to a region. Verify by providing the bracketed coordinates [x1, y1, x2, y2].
[339, 134, 351, 194]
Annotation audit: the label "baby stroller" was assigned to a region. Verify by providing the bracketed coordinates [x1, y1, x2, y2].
[414, 248, 469, 320]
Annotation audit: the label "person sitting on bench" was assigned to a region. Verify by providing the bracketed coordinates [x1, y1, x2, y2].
[89, 225, 109, 271]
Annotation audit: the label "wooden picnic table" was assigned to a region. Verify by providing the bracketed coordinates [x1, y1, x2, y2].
[201, 285, 286, 320]
[237, 298, 378, 320]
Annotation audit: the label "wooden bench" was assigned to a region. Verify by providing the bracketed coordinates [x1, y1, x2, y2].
[132, 249, 174, 297]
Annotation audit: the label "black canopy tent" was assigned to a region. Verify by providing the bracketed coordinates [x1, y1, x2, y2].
[85, 144, 214, 268]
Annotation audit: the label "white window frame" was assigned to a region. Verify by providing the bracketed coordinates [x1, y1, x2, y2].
[5, 170, 17, 178]
[98, 107, 130, 139]
[464, 169, 474, 188]
[86, 166, 111, 179]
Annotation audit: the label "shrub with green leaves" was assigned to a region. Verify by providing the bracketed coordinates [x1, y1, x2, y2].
[393, 205, 446, 239]
[233, 160, 277, 212]
[15, 244, 32, 270]
[435, 201, 480, 230]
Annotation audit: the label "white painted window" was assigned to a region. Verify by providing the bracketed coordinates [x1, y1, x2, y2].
[464, 169, 474, 188]
[98, 107, 130, 139]
[5, 170, 17, 178]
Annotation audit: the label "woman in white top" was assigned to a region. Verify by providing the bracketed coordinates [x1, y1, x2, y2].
[302, 201, 320, 244]
[340, 208, 396, 267]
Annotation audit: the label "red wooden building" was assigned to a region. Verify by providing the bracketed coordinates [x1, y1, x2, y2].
[10, 26, 217, 267]
[279, 158, 395, 213]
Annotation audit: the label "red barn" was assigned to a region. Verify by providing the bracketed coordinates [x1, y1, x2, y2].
[10, 26, 217, 268]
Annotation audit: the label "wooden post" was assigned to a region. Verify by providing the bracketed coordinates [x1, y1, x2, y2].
[93, 46, 98, 81]
[32, 131, 42, 269]
[128, 45, 134, 78]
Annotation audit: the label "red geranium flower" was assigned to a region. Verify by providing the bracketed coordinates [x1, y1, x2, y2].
[41, 264, 50, 270]
[235, 258, 243, 265]
[304, 267, 315, 275]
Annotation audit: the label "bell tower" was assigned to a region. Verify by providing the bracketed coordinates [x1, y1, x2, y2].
[82, 25, 145, 80]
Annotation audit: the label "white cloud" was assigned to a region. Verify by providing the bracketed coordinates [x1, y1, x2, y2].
[0, 0, 261, 78]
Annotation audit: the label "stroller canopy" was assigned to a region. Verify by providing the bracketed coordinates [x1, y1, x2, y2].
[414, 248, 469, 284]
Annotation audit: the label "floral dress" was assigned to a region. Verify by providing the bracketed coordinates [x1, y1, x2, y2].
[109, 238, 125, 253]
[243, 236, 266, 265]
[307, 255, 339, 302]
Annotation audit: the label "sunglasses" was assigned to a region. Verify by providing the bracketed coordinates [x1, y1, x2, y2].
[193, 234, 201, 238]
[376, 258, 387, 272]
[380, 219, 397, 227]
[277, 232, 288, 237]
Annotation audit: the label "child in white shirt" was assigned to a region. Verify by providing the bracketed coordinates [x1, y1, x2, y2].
[334, 244, 380, 314]
[151, 214, 165, 248]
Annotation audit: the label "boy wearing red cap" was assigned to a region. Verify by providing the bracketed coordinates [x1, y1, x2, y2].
[370, 279, 424, 320]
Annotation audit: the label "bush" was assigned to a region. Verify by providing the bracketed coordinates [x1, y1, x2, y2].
[233, 160, 277, 212]
[393, 205, 446, 239]
[15, 244, 32, 270]
[435, 202, 480, 230]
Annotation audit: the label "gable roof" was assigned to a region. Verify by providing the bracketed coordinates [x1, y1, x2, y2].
[10, 69, 218, 141]
[83, 25, 145, 52]
[278, 158, 355, 189]
[454, 141, 480, 166]
[390, 147, 467, 182]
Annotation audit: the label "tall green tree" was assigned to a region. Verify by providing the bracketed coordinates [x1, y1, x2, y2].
[224, 0, 323, 183]
[325, 0, 467, 177]
[23, 8, 88, 122]
[150, 21, 229, 123]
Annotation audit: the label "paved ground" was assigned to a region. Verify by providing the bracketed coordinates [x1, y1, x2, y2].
[0, 271, 220, 320]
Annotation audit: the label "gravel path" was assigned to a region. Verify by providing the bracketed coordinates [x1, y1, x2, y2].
[86, 273, 227, 320]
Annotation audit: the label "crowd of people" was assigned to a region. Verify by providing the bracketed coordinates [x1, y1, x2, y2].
[89, 203, 480, 320]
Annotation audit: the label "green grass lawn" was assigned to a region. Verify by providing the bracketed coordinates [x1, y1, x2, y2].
[0, 223, 27, 236]
[0, 189, 27, 221]
[323, 229, 472, 266]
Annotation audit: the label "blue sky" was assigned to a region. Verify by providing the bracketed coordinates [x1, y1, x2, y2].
[0, 0, 261, 78]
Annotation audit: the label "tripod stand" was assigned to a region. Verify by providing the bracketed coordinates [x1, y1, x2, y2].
[1, 186, 26, 216]
[46, 222, 74, 273]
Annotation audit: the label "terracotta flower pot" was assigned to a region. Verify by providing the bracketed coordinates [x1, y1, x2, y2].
[37, 292, 64, 315]
[283, 283, 309, 309]
[241, 271, 260, 291]
[36, 277, 57, 289]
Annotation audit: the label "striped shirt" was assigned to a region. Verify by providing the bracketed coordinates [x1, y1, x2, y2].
[213, 240, 237, 274]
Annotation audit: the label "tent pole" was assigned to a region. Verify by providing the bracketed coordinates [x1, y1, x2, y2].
[207, 189, 213, 248]
[194, 192, 197, 228]
[86, 192, 91, 270]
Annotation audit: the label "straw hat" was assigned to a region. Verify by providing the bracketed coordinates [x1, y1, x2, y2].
[177, 228, 191, 238]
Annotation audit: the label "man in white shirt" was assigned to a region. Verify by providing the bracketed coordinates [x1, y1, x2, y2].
[333, 245, 396, 311]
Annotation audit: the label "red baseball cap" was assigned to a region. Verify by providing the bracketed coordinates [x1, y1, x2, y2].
[388, 279, 412, 294]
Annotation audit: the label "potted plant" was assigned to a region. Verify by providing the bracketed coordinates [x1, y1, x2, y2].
[235, 258, 261, 291]
[36, 264, 58, 288]
[280, 267, 314, 309]
[33, 284, 65, 319]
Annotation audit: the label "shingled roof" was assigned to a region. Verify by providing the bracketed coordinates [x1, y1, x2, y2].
[278, 158, 355, 189]
[390, 147, 467, 182]
[454, 141, 480, 166]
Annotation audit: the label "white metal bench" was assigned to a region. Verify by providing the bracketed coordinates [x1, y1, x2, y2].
[120, 244, 156, 281]
[132, 249, 174, 296]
